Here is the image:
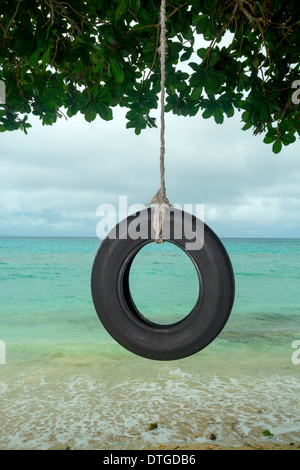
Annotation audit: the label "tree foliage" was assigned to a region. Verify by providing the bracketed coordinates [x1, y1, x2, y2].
[0, 0, 299, 153]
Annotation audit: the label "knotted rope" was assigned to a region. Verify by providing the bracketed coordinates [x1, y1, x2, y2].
[147, 0, 172, 243]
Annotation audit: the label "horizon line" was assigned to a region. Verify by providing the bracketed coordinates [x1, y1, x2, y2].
[0, 235, 299, 240]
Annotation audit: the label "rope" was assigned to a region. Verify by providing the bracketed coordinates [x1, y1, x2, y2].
[159, 0, 167, 201]
[147, 0, 172, 244]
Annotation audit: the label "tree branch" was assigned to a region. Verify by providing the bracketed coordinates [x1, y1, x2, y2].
[201, 2, 238, 67]
[2, 0, 23, 40]
[236, 0, 262, 25]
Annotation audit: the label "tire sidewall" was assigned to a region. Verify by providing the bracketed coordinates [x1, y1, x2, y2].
[91, 208, 234, 360]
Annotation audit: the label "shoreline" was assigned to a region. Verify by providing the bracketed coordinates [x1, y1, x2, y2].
[145, 442, 300, 451]
[1, 363, 299, 451]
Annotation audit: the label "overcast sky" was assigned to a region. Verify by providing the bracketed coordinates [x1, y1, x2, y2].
[0, 102, 299, 238]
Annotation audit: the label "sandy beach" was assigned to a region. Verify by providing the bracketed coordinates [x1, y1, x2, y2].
[146, 442, 300, 451]
[48, 442, 299, 451]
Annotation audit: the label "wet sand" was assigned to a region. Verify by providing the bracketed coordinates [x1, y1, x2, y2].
[145, 442, 300, 451]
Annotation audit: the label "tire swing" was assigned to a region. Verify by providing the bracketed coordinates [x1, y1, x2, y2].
[91, 0, 235, 361]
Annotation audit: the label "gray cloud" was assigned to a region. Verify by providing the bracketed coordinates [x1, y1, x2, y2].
[0, 105, 299, 237]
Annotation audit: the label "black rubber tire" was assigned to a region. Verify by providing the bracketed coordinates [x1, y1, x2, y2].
[91, 208, 235, 361]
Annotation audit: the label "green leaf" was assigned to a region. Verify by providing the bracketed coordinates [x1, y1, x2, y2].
[93, 57, 105, 74]
[115, 0, 129, 21]
[224, 105, 234, 118]
[262, 429, 274, 437]
[132, 0, 141, 16]
[97, 88, 113, 104]
[272, 140, 282, 154]
[242, 111, 250, 121]
[265, 126, 277, 137]
[181, 47, 193, 62]
[263, 135, 276, 144]
[202, 108, 212, 119]
[190, 87, 203, 100]
[14, 26, 36, 56]
[207, 50, 220, 67]
[76, 90, 91, 109]
[42, 47, 51, 68]
[85, 103, 97, 122]
[188, 62, 200, 72]
[28, 49, 40, 66]
[196, 16, 209, 35]
[203, 71, 220, 94]
[196, 48, 207, 59]
[213, 108, 224, 124]
[281, 134, 296, 146]
[109, 59, 125, 83]
[96, 103, 113, 121]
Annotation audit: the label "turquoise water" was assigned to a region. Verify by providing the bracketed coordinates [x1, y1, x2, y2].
[0, 237, 299, 449]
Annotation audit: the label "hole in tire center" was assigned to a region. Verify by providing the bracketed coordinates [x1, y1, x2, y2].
[128, 242, 200, 326]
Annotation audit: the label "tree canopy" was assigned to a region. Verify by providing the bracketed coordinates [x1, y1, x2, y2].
[0, 0, 299, 153]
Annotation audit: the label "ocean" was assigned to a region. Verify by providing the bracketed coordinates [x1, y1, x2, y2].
[0, 236, 299, 450]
